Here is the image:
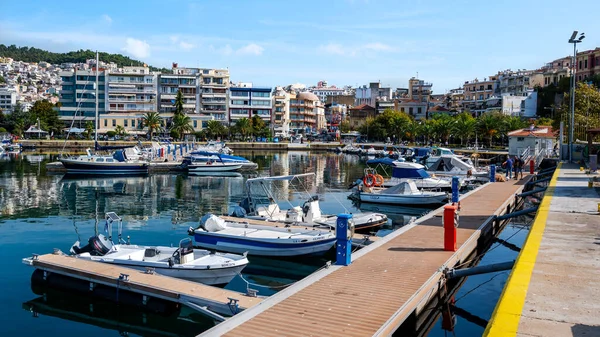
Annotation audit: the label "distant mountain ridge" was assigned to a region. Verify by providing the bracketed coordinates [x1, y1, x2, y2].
[0, 44, 170, 72]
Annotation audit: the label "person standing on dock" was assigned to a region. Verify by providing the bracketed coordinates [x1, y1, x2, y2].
[514, 156, 523, 180]
[503, 156, 513, 180]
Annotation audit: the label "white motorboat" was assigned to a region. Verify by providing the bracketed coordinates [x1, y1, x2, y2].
[362, 159, 453, 191]
[186, 160, 242, 172]
[67, 212, 248, 285]
[190, 214, 336, 257]
[426, 155, 488, 183]
[238, 173, 388, 233]
[353, 180, 448, 206]
[60, 149, 149, 175]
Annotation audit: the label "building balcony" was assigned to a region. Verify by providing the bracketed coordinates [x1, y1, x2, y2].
[201, 108, 227, 112]
[108, 88, 156, 94]
[108, 107, 155, 113]
[108, 98, 156, 103]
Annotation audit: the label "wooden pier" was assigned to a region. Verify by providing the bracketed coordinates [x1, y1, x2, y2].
[200, 176, 532, 336]
[24, 253, 263, 319]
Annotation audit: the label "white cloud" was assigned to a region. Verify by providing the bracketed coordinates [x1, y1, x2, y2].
[208, 44, 233, 56]
[179, 41, 194, 50]
[236, 43, 264, 56]
[319, 43, 345, 56]
[169, 35, 179, 43]
[364, 42, 393, 51]
[102, 14, 112, 25]
[122, 38, 150, 58]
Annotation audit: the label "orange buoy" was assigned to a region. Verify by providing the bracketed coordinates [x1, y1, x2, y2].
[374, 174, 385, 187]
[363, 174, 375, 187]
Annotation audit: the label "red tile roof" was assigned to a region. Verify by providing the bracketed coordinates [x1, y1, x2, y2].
[507, 126, 556, 138]
[350, 104, 375, 110]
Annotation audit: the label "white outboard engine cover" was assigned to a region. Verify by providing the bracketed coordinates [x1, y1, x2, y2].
[286, 206, 303, 222]
[302, 200, 322, 224]
[204, 215, 227, 232]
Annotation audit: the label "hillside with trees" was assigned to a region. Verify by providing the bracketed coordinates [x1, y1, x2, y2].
[0, 44, 169, 72]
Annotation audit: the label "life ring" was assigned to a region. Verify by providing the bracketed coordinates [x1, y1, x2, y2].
[363, 174, 375, 187]
[374, 174, 385, 187]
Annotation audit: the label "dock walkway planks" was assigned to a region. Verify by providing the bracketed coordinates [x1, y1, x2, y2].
[200, 177, 530, 337]
[28, 254, 263, 315]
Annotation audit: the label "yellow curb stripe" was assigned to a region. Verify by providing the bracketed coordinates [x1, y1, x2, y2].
[483, 163, 562, 337]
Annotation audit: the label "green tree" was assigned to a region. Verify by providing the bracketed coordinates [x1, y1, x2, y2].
[535, 117, 553, 126]
[554, 82, 600, 142]
[404, 119, 420, 143]
[142, 111, 163, 140]
[234, 118, 252, 139]
[204, 120, 226, 139]
[251, 114, 266, 138]
[477, 112, 503, 147]
[0, 75, 5, 84]
[171, 114, 194, 140]
[114, 125, 126, 137]
[174, 90, 185, 117]
[340, 120, 351, 133]
[454, 112, 476, 145]
[430, 113, 454, 143]
[29, 100, 62, 135]
[84, 121, 94, 140]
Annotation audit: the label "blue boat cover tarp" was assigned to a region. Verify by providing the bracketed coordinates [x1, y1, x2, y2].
[366, 158, 397, 166]
[392, 167, 431, 179]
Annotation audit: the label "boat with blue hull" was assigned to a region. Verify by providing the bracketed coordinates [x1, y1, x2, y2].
[186, 151, 258, 170]
[189, 214, 336, 257]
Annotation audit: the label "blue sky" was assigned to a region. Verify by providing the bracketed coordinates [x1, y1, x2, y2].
[1, 0, 599, 93]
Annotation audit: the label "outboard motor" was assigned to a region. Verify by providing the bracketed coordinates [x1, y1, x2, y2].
[71, 234, 113, 256]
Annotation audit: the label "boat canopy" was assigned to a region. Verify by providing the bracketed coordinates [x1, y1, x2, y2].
[379, 181, 418, 194]
[392, 167, 431, 179]
[428, 156, 473, 171]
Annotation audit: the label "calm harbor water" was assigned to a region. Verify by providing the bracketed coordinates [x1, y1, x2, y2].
[0, 151, 529, 337]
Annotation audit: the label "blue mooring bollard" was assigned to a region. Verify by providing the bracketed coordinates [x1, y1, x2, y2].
[335, 214, 353, 266]
[451, 176, 459, 203]
[490, 164, 496, 182]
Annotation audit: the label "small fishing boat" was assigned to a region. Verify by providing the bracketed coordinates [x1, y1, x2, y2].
[189, 214, 336, 257]
[353, 180, 448, 206]
[60, 149, 149, 175]
[182, 157, 243, 173]
[66, 212, 248, 285]
[238, 173, 388, 232]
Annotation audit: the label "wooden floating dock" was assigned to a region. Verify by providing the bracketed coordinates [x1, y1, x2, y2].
[485, 164, 600, 337]
[199, 176, 533, 336]
[25, 253, 263, 319]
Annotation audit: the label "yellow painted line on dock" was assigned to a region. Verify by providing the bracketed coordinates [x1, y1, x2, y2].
[483, 163, 561, 337]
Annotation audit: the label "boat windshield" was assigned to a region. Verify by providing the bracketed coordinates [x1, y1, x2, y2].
[392, 167, 430, 179]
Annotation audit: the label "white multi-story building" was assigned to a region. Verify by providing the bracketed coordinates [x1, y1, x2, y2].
[355, 82, 392, 106]
[103, 66, 157, 133]
[309, 80, 350, 103]
[272, 87, 291, 137]
[229, 84, 272, 124]
[199, 68, 229, 123]
[0, 88, 17, 113]
[58, 69, 106, 125]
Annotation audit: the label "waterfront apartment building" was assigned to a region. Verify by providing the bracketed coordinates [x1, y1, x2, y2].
[198, 68, 229, 122]
[355, 82, 392, 106]
[462, 75, 498, 115]
[101, 66, 157, 133]
[228, 85, 272, 124]
[0, 87, 17, 113]
[308, 81, 350, 103]
[272, 87, 291, 136]
[539, 56, 572, 87]
[289, 92, 319, 134]
[58, 68, 106, 126]
[575, 47, 600, 81]
[408, 77, 432, 102]
[496, 70, 537, 96]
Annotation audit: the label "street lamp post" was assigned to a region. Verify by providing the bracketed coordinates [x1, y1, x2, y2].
[568, 31, 585, 163]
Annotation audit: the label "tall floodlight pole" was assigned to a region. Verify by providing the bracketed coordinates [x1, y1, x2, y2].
[568, 31, 585, 162]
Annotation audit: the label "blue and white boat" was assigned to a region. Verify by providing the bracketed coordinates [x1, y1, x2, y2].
[189, 214, 336, 257]
[364, 159, 453, 191]
[60, 149, 149, 175]
[186, 151, 258, 170]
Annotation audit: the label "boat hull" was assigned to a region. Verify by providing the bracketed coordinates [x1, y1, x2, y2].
[60, 159, 149, 175]
[193, 232, 336, 257]
[188, 163, 242, 172]
[358, 192, 447, 206]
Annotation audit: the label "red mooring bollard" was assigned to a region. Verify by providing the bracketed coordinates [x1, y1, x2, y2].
[444, 205, 458, 252]
[529, 160, 535, 174]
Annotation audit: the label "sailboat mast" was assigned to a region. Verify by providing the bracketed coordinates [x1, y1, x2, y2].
[95, 50, 99, 143]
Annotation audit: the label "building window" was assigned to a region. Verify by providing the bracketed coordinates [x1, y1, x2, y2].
[230, 91, 248, 97]
[409, 107, 413, 114]
[252, 92, 270, 98]
[132, 119, 135, 127]
[104, 119, 107, 127]
[579, 60, 582, 69]
[417, 107, 422, 114]
[124, 120, 128, 127]
[193, 120, 197, 128]
[231, 100, 248, 105]
[112, 119, 116, 127]
[584, 59, 588, 68]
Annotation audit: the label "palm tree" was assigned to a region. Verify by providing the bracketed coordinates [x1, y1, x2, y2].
[430, 113, 454, 144]
[114, 125, 126, 137]
[84, 121, 94, 140]
[205, 120, 226, 139]
[454, 112, 476, 145]
[142, 111, 163, 140]
[404, 119, 420, 143]
[174, 90, 185, 117]
[171, 114, 194, 140]
[235, 118, 252, 140]
[477, 112, 502, 147]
